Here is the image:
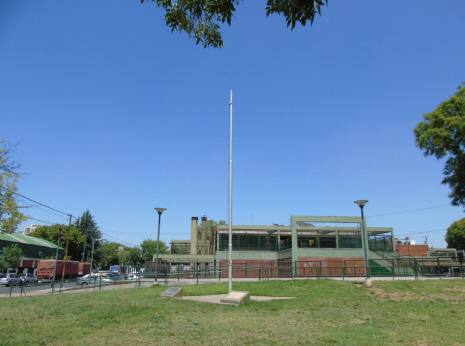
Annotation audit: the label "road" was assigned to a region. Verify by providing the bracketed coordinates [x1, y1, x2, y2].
[0, 281, 76, 295]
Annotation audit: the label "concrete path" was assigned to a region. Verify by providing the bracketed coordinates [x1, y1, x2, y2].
[180, 294, 294, 306]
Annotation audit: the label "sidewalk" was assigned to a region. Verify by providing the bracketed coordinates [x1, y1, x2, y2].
[3, 275, 463, 297]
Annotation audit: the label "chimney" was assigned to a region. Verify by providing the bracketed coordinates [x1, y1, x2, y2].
[191, 217, 198, 255]
[201, 216, 207, 255]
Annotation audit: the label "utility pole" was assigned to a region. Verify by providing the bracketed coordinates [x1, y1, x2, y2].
[60, 214, 72, 293]
[51, 227, 62, 294]
[90, 238, 96, 273]
[423, 235, 429, 246]
[81, 234, 87, 262]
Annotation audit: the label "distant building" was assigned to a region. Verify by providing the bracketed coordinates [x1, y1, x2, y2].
[156, 215, 465, 279]
[23, 224, 41, 236]
[0, 233, 64, 274]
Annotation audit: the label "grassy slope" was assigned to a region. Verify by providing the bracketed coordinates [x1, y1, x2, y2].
[2, 279, 465, 345]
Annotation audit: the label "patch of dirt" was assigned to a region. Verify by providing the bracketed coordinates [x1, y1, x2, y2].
[370, 287, 463, 303]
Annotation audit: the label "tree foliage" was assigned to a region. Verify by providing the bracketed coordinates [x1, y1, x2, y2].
[29, 224, 85, 261]
[0, 139, 29, 234]
[96, 241, 121, 269]
[0, 244, 23, 271]
[141, 0, 328, 48]
[74, 210, 102, 261]
[140, 239, 169, 262]
[414, 83, 465, 207]
[446, 218, 465, 250]
[121, 246, 143, 265]
[199, 219, 227, 239]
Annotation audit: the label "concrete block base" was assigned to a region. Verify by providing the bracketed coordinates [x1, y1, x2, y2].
[159, 287, 184, 298]
[220, 291, 250, 306]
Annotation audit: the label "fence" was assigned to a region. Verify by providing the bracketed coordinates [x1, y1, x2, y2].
[141, 257, 465, 281]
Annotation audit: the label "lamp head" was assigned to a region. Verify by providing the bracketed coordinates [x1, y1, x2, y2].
[155, 208, 166, 215]
[354, 200, 368, 209]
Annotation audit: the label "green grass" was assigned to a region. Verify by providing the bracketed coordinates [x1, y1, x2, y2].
[2, 279, 465, 345]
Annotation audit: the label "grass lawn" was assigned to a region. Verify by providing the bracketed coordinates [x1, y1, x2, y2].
[1, 279, 465, 345]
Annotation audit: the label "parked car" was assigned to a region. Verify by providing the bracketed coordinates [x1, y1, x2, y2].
[109, 274, 124, 281]
[76, 274, 113, 286]
[98, 271, 119, 277]
[18, 273, 38, 285]
[127, 273, 143, 280]
[0, 273, 22, 287]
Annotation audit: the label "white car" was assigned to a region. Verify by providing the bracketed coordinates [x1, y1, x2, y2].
[19, 273, 38, 285]
[0, 273, 22, 286]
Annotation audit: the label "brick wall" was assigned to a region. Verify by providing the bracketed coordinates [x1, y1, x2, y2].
[396, 245, 428, 257]
[298, 257, 366, 277]
[219, 259, 290, 278]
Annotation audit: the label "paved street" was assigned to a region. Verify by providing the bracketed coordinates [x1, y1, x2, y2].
[0, 281, 76, 296]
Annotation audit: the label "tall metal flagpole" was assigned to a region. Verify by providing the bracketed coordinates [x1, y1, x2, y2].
[228, 90, 233, 293]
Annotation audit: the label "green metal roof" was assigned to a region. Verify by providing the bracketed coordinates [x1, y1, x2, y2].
[0, 233, 63, 249]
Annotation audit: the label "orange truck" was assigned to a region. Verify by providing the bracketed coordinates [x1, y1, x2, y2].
[37, 260, 80, 280]
[79, 262, 91, 276]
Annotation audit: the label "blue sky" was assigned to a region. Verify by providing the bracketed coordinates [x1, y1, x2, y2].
[2, 1, 465, 249]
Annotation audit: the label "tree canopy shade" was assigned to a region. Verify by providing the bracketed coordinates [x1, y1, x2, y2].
[446, 218, 465, 250]
[96, 241, 121, 269]
[0, 139, 28, 233]
[414, 84, 465, 207]
[142, 0, 328, 48]
[0, 244, 23, 271]
[140, 239, 169, 261]
[30, 225, 85, 261]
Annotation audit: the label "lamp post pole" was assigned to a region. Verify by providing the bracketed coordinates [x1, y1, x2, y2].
[51, 227, 62, 294]
[144, 251, 147, 273]
[355, 200, 370, 279]
[154, 208, 166, 282]
[81, 234, 87, 263]
[90, 238, 96, 273]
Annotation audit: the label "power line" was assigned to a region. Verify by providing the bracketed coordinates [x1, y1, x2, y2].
[28, 217, 55, 225]
[367, 204, 450, 218]
[395, 229, 447, 237]
[1, 186, 71, 217]
[7, 189, 138, 247]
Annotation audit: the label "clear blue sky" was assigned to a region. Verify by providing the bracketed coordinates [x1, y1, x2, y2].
[2, 1, 465, 249]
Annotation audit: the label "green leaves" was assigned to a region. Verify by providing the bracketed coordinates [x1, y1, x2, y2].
[414, 83, 465, 206]
[142, 0, 327, 48]
[0, 139, 29, 234]
[265, 0, 328, 30]
[446, 218, 465, 250]
[0, 244, 23, 271]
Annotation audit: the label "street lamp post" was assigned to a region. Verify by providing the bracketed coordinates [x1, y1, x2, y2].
[144, 251, 147, 273]
[81, 234, 87, 262]
[354, 200, 370, 280]
[51, 227, 62, 294]
[154, 208, 166, 282]
[90, 238, 96, 273]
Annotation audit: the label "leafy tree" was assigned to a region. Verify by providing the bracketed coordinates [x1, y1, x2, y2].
[140, 239, 169, 263]
[96, 241, 121, 269]
[121, 246, 143, 265]
[446, 218, 465, 250]
[142, 0, 328, 48]
[0, 139, 29, 233]
[414, 83, 465, 206]
[29, 225, 85, 261]
[0, 244, 23, 271]
[74, 210, 102, 261]
[200, 219, 227, 239]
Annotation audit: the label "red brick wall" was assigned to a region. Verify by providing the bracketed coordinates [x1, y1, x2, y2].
[396, 245, 428, 257]
[218, 258, 368, 278]
[219, 259, 289, 278]
[298, 257, 366, 277]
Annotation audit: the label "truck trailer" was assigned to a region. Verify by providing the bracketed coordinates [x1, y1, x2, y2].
[37, 260, 80, 280]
